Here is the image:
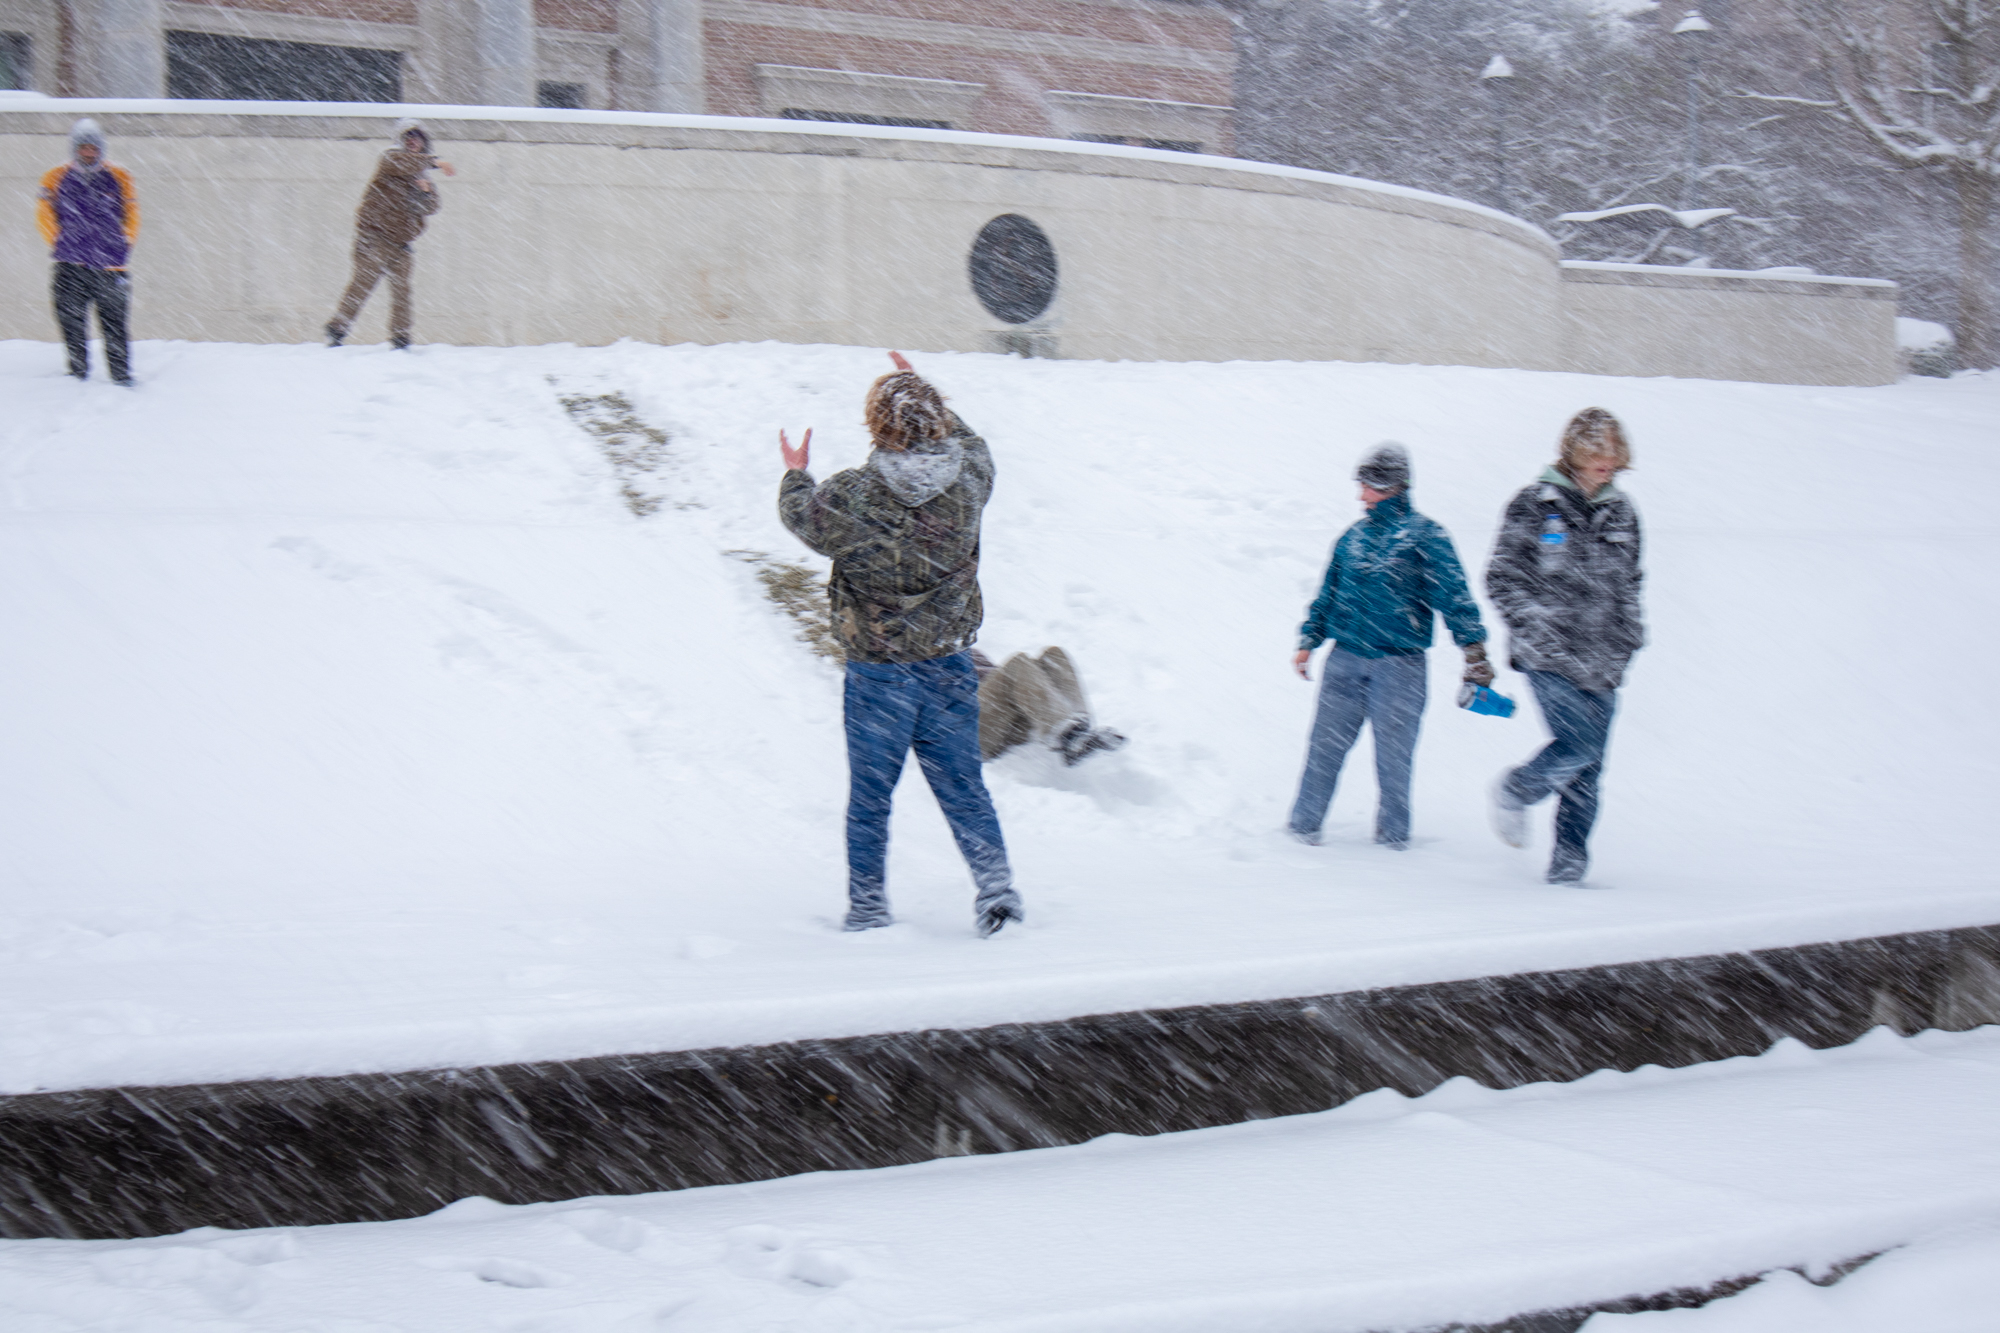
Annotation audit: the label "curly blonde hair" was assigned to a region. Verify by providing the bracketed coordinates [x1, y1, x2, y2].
[1558, 407, 1632, 476]
[864, 372, 949, 452]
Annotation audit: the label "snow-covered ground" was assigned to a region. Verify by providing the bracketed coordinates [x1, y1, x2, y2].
[3, 1026, 1996, 1332]
[3, 338, 1997, 1093]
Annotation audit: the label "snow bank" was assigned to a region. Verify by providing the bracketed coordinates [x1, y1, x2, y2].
[3, 1025, 1996, 1333]
[1, 339, 1996, 1093]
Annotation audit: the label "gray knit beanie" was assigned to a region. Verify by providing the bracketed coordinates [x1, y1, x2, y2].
[1356, 442, 1411, 491]
[69, 118, 106, 160]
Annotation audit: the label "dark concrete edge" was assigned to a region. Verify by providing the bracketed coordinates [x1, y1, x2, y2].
[1435, 1251, 1883, 1333]
[4, 924, 1996, 1241]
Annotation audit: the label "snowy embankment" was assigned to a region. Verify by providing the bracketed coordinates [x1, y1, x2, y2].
[3, 1027, 1997, 1333]
[2, 339, 1997, 1093]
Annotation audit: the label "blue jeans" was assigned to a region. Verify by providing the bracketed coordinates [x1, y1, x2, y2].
[1289, 648, 1428, 845]
[844, 651, 1016, 926]
[1507, 670, 1618, 880]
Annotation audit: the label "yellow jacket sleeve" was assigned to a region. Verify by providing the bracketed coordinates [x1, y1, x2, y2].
[36, 165, 64, 249]
[110, 165, 140, 243]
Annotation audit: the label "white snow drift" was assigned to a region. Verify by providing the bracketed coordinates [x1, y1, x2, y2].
[0, 338, 1996, 1093]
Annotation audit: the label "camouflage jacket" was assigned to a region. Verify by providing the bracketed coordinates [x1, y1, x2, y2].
[778, 417, 994, 664]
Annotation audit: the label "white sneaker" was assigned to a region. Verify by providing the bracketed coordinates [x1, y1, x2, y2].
[1490, 775, 1528, 848]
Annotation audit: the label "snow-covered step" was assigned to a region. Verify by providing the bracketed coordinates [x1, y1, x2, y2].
[6, 921, 1995, 1242]
[3, 1027, 1996, 1333]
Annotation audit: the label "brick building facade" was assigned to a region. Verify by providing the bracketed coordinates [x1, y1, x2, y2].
[0, 0, 1234, 150]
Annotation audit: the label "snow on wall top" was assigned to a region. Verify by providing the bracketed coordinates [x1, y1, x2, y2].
[0, 91, 1556, 249]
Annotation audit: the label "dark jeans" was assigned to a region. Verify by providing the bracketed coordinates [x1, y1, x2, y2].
[1289, 647, 1428, 845]
[1506, 670, 1618, 880]
[53, 262, 130, 381]
[844, 651, 1016, 926]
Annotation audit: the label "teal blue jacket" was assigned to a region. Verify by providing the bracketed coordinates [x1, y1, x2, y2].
[1298, 492, 1487, 656]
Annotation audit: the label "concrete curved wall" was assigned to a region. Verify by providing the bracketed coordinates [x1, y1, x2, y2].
[0, 97, 1894, 383]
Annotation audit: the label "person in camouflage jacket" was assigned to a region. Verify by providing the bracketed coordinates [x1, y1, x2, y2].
[778, 355, 1022, 937]
[1486, 408, 1645, 885]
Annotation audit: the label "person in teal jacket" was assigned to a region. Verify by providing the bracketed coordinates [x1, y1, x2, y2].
[1288, 443, 1490, 849]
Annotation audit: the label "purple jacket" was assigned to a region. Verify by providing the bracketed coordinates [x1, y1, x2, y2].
[39, 163, 139, 270]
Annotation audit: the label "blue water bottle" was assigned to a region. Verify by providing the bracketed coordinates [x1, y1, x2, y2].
[1457, 683, 1516, 718]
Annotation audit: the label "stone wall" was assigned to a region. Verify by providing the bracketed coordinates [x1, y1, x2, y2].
[1, 99, 1897, 383]
[4, 923, 1994, 1240]
[1560, 261, 1898, 387]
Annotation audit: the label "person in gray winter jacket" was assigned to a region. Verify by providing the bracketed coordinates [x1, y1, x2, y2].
[1486, 408, 1644, 884]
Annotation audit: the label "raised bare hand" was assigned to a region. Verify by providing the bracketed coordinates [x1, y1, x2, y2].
[889, 351, 913, 373]
[780, 427, 812, 473]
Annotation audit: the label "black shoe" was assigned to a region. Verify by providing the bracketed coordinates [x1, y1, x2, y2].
[68, 370, 87, 381]
[842, 910, 892, 932]
[977, 903, 1023, 938]
[325, 322, 345, 347]
[1059, 721, 1127, 767]
[391, 334, 411, 351]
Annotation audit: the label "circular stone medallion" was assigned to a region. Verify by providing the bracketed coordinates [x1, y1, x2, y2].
[968, 214, 1059, 324]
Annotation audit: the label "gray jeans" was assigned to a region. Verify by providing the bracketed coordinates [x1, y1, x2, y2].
[1289, 647, 1428, 845]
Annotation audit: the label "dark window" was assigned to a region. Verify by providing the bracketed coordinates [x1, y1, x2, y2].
[1078, 134, 1201, 154]
[779, 108, 949, 129]
[968, 214, 1058, 325]
[537, 81, 586, 109]
[0, 32, 30, 89]
[166, 31, 400, 102]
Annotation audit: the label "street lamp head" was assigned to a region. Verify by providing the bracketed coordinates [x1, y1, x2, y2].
[1479, 54, 1516, 81]
[1672, 9, 1713, 36]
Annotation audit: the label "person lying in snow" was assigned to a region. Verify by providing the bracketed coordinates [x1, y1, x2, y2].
[1288, 443, 1490, 851]
[777, 353, 1025, 938]
[1486, 408, 1645, 885]
[971, 648, 1126, 766]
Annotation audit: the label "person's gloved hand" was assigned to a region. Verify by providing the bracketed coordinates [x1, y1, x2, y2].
[1462, 642, 1495, 687]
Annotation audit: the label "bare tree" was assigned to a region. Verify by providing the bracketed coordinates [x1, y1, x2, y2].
[1743, 0, 1999, 366]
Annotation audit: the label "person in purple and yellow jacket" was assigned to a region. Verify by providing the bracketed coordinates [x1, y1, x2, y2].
[38, 119, 140, 385]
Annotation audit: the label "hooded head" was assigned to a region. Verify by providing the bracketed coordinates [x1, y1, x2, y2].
[1355, 442, 1411, 493]
[392, 117, 431, 153]
[69, 118, 107, 170]
[865, 372, 962, 506]
[864, 371, 949, 454]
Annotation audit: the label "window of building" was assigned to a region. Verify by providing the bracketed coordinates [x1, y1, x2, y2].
[166, 31, 401, 102]
[0, 32, 30, 89]
[755, 66, 982, 131]
[1077, 134, 1203, 154]
[537, 81, 586, 109]
[779, 109, 949, 130]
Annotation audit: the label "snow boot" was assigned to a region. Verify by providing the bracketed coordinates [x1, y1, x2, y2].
[1490, 774, 1528, 848]
[977, 902, 1023, 938]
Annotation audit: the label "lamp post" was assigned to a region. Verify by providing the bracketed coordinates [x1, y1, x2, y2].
[1479, 54, 1516, 214]
[1672, 9, 1713, 210]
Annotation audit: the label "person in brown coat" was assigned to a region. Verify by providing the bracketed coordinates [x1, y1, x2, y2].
[325, 118, 454, 349]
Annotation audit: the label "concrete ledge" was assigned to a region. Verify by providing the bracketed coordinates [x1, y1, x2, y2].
[1559, 260, 1898, 385]
[4, 924, 1995, 1242]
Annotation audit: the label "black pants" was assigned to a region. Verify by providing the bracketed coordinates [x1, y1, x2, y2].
[53, 262, 131, 381]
